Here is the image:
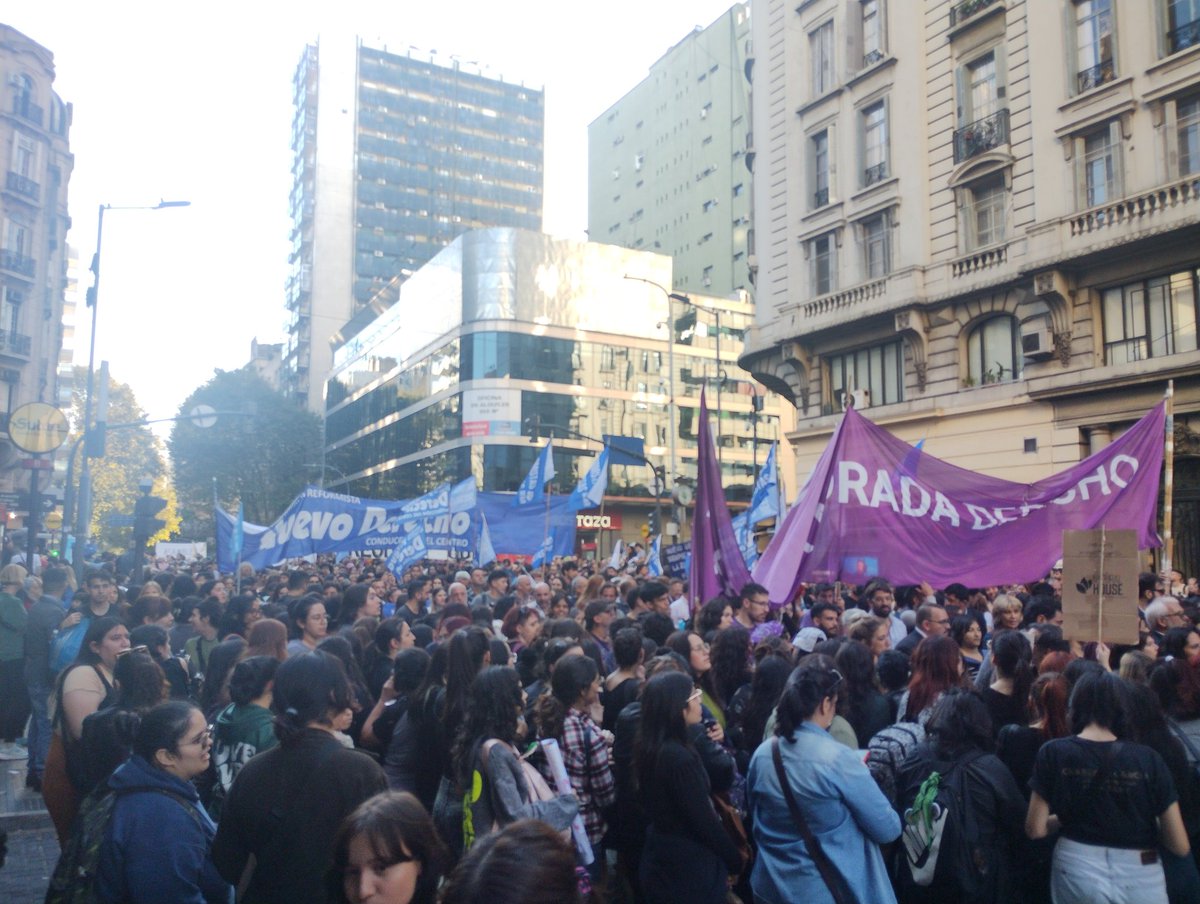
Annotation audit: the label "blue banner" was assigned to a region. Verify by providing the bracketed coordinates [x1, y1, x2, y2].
[216, 484, 577, 573]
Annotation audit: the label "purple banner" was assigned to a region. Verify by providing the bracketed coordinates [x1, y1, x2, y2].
[754, 403, 1165, 600]
[690, 389, 752, 605]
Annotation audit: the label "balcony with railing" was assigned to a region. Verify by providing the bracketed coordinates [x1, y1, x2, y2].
[1076, 59, 1116, 94]
[949, 0, 1000, 27]
[0, 250, 35, 279]
[953, 109, 1010, 163]
[4, 172, 39, 202]
[0, 331, 32, 359]
[1169, 19, 1200, 54]
[864, 162, 889, 187]
[1026, 174, 1200, 269]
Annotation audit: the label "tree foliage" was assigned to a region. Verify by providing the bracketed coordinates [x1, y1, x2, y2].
[169, 369, 322, 532]
[67, 366, 180, 551]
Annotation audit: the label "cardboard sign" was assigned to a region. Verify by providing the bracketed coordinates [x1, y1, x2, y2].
[1060, 528, 1140, 645]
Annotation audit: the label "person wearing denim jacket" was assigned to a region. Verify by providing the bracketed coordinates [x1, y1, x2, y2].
[747, 657, 901, 904]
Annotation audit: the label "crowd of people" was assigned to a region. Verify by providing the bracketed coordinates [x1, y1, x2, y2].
[2, 549, 1198, 904]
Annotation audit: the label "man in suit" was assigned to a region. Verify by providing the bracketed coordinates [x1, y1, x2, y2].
[895, 603, 950, 658]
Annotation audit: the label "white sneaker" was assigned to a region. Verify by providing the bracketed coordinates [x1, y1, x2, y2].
[0, 742, 26, 760]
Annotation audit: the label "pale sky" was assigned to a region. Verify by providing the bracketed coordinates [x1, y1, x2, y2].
[8, 0, 739, 432]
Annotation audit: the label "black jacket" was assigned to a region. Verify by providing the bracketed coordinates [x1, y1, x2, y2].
[212, 728, 386, 904]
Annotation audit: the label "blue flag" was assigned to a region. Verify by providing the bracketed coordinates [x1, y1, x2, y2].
[386, 523, 428, 578]
[732, 511, 759, 568]
[567, 447, 609, 510]
[532, 528, 556, 568]
[513, 440, 556, 506]
[477, 513, 497, 566]
[647, 534, 663, 577]
[747, 443, 780, 525]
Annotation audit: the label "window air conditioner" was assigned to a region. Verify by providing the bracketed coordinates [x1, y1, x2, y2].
[1020, 315, 1054, 360]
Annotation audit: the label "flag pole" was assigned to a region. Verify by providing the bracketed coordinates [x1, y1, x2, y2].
[1163, 380, 1175, 576]
[1097, 525, 1106, 646]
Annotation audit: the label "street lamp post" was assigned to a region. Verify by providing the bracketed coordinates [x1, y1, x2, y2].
[74, 200, 190, 567]
[622, 275, 690, 493]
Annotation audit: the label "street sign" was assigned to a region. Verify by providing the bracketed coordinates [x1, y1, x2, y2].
[44, 512, 62, 530]
[8, 403, 69, 454]
[0, 492, 22, 506]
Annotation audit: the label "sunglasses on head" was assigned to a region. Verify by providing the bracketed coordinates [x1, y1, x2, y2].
[117, 644, 150, 658]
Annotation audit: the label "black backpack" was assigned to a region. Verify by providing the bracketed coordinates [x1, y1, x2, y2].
[899, 751, 992, 898]
[44, 782, 202, 904]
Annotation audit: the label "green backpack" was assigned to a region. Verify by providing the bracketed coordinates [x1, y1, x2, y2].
[44, 782, 200, 904]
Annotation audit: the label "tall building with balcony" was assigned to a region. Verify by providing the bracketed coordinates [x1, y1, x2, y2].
[588, 4, 753, 297]
[324, 228, 790, 552]
[741, 0, 1200, 578]
[0, 25, 72, 493]
[284, 39, 545, 413]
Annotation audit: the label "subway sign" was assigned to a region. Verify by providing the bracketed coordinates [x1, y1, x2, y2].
[575, 512, 623, 531]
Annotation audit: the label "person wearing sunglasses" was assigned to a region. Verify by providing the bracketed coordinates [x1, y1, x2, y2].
[92, 700, 231, 903]
[747, 655, 901, 904]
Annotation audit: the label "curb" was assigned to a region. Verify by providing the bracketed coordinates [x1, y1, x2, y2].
[0, 810, 52, 832]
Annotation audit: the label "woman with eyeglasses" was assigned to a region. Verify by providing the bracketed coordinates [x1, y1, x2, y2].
[746, 656, 901, 904]
[288, 595, 330, 657]
[635, 670, 746, 903]
[92, 700, 232, 903]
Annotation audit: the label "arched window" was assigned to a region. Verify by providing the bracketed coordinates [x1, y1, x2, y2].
[966, 315, 1022, 385]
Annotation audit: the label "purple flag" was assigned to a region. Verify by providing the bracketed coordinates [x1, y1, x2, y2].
[754, 403, 1165, 597]
[690, 389, 752, 606]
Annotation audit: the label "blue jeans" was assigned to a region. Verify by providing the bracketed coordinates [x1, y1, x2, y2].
[26, 683, 51, 777]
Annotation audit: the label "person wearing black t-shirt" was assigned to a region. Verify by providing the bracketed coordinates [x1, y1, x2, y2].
[1026, 671, 1190, 904]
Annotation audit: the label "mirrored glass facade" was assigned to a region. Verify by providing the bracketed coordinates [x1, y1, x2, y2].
[324, 229, 786, 505]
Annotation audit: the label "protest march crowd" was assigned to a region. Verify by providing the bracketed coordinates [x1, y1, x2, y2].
[2, 544, 1199, 904]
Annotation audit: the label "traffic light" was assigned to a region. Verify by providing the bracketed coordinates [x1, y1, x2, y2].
[648, 508, 661, 536]
[85, 422, 107, 458]
[133, 494, 167, 541]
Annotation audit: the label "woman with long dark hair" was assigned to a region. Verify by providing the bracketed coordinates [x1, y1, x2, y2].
[385, 646, 446, 807]
[665, 629, 726, 728]
[44, 615, 129, 843]
[1026, 671, 1190, 904]
[708, 626, 752, 726]
[835, 639, 892, 747]
[635, 670, 745, 903]
[212, 652, 387, 904]
[534, 653, 615, 880]
[78, 649, 167, 795]
[984, 630, 1035, 737]
[748, 658, 900, 904]
[217, 594, 263, 640]
[327, 791, 448, 904]
[454, 666, 577, 850]
[287, 595, 330, 657]
[431, 627, 492, 860]
[199, 636, 247, 721]
[896, 689, 1026, 903]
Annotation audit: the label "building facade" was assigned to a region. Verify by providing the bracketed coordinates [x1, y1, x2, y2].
[324, 228, 789, 552]
[283, 39, 545, 413]
[742, 0, 1200, 577]
[588, 4, 753, 297]
[0, 25, 72, 503]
